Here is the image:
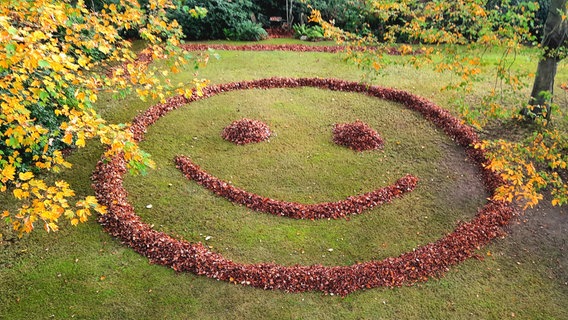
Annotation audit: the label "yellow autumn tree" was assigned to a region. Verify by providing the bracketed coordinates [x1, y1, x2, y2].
[310, 0, 567, 209]
[0, 0, 207, 237]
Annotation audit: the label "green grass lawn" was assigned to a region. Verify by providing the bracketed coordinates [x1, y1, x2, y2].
[1, 40, 567, 319]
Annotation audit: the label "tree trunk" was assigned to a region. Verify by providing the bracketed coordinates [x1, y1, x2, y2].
[522, 0, 568, 119]
[523, 56, 559, 119]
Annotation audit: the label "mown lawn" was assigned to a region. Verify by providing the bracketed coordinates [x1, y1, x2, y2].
[1, 39, 567, 319]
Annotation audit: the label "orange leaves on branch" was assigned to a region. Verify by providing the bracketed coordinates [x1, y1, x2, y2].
[479, 129, 568, 209]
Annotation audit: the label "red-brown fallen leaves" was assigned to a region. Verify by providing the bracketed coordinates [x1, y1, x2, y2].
[181, 43, 423, 55]
[221, 118, 271, 145]
[92, 77, 516, 296]
[182, 43, 346, 53]
[175, 155, 416, 219]
[333, 120, 384, 152]
[266, 27, 294, 38]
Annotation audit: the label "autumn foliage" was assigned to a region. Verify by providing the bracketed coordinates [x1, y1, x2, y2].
[479, 129, 568, 208]
[0, 0, 206, 237]
[92, 77, 515, 296]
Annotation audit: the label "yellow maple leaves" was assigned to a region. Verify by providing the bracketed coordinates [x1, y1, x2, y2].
[1, 0, 205, 237]
[1, 165, 16, 181]
[18, 172, 33, 181]
[478, 128, 568, 209]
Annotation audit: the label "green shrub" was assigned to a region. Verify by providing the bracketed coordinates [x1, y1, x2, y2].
[293, 24, 326, 41]
[230, 0, 547, 43]
[292, 24, 308, 37]
[485, 0, 548, 42]
[169, 0, 261, 40]
[291, 0, 376, 36]
[224, 20, 268, 41]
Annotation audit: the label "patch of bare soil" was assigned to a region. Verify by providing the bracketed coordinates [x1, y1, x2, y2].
[481, 120, 567, 292]
[506, 197, 568, 291]
[438, 140, 489, 214]
[439, 135, 566, 295]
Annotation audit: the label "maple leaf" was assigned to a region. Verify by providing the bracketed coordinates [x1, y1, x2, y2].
[18, 172, 34, 181]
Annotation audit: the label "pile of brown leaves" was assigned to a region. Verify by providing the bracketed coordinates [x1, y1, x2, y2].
[333, 120, 384, 151]
[221, 118, 271, 145]
[92, 77, 515, 296]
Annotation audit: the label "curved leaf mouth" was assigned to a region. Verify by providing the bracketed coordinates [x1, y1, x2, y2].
[175, 154, 418, 220]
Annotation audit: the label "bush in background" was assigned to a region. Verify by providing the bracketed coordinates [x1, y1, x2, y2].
[293, 24, 326, 41]
[169, 0, 265, 40]
[224, 20, 268, 41]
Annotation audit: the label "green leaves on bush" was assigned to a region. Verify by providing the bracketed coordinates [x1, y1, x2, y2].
[293, 24, 326, 41]
[169, 0, 266, 40]
[224, 20, 268, 41]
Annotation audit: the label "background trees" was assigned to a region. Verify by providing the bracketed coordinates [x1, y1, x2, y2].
[166, 0, 382, 41]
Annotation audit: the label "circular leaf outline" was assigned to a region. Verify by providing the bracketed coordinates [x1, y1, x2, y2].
[92, 77, 515, 296]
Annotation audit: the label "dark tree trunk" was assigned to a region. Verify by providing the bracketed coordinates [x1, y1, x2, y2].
[524, 56, 559, 119]
[522, 0, 568, 119]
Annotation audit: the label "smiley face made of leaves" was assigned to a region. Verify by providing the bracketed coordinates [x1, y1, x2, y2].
[92, 77, 514, 296]
[173, 117, 418, 220]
